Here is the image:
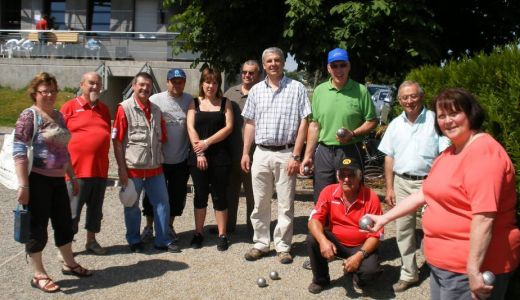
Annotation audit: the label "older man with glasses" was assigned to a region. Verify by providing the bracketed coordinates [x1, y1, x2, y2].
[377, 81, 449, 292]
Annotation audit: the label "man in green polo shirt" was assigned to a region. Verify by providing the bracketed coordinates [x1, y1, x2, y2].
[301, 47, 377, 204]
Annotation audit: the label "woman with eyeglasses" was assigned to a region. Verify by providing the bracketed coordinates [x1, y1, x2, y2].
[367, 88, 519, 299]
[13, 72, 92, 293]
[186, 67, 233, 251]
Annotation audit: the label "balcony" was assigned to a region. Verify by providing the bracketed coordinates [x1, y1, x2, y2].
[0, 29, 197, 61]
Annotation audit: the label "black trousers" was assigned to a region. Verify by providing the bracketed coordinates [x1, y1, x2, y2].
[225, 160, 254, 231]
[307, 231, 380, 285]
[26, 172, 74, 253]
[190, 164, 229, 211]
[70, 177, 107, 234]
[143, 160, 190, 218]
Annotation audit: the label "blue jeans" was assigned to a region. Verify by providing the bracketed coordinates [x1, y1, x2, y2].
[124, 174, 171, 247]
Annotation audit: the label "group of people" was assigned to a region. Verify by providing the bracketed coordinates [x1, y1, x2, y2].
[12, 46, 519, 299]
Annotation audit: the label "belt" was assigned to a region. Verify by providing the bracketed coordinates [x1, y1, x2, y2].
[396, 173, 427, 181]
[318, 142, 360, 151]
[258, 144, 294, 151]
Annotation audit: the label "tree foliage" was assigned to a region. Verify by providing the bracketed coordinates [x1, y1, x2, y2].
[164, 0, 520, 84]
[164, 0, 286, 74]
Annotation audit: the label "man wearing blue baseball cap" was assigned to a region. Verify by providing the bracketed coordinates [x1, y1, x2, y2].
[300, 48, 377, 269]
[140, 68, 192, 252]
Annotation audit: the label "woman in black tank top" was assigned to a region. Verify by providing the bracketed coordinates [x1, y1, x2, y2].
[186, 68, 234, 251]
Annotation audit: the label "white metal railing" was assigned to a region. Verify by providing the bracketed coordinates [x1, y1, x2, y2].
[0, 29, 196, 61]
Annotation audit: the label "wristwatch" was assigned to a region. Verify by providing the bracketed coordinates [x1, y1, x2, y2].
[291, 154, 301, 162]
[358, 249, 369, 259]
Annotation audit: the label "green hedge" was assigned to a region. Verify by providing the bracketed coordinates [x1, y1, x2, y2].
[407, 44, 520, 200]
[407, 44, 520, 298]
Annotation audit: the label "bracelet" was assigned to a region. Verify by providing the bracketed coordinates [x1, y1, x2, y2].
[351, 130, 357, 138]
[18, 185, 29, 189]
[197, 152, 205, 157]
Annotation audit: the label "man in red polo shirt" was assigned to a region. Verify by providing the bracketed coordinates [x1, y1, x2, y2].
[306, 157, 384, 294]
[61, 72, 111, 255]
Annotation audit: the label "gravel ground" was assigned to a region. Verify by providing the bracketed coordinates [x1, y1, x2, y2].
[0, 128, 431, 299]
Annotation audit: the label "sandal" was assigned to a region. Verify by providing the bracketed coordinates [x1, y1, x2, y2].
[62, 263, 93, 277]
[30, 275, 60, 293]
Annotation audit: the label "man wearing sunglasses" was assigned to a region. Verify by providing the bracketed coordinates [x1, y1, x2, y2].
[301, 48, 377, 204]
[301, 47, 377, 270]
[377, 81, 449, 292]
[223, 60, 261, 235]
[306, 157, 383, 294]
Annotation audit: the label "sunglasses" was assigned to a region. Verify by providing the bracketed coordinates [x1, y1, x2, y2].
[330, 63, 347, 69]
[241, 71, 256, 76]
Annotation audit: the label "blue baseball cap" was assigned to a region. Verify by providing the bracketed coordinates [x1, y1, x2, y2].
[167, 68, 186, 80]
[327, 48, 349, 64]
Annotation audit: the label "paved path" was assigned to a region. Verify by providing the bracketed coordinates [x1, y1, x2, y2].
[0, 129, 431, 299]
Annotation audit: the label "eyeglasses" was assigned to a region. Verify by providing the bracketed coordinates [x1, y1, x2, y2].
[36, 90, 57, 96]
[398, 93, 420, 101]
[241, 71, 255, 76]
[330, 63, 347, 69]
[337, 169, 358, 180]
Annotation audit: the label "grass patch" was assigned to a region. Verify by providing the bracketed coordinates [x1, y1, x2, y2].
[0, 87, 74, 127]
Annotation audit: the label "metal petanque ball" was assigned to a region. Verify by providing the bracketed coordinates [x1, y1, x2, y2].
[336, 128, 347, 138]
[269, 271, 280, 280]
[482, 271, 495, 286]
[303, 165, 310, 175]
[359, 215, 374, 231]
[257, 277, 268, 288]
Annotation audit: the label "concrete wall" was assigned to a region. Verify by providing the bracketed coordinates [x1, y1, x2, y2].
[0, 58, 205, 117]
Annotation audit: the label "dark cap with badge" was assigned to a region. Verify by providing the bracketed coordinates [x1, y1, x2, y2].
[336, 157, 361, 171]
[167, 68, 186, 80]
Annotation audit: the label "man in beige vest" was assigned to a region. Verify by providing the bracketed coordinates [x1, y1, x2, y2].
[112, 72, 175, 253]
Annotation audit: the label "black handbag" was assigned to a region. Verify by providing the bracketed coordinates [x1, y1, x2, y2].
[13, 204, 30, 243]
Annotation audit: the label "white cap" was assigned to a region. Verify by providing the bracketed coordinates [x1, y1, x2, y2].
[119, 180, 139, 207]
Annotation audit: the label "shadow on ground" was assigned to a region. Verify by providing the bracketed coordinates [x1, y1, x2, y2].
[58, 259, 189, 294]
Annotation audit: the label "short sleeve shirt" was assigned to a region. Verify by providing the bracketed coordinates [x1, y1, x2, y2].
[378, 108, 450, 176]
[422, 134, 520, 274]
[309, 78, 376, 145]
[242, 76, 311, 146]
[310, 184, 384, 247]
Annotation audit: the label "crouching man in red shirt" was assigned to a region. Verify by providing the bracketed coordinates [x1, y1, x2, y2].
[307, 157, 384, 294]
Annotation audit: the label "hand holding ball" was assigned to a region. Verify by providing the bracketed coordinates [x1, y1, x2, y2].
[482, 271, 495, 286]
[359, 215, 374, 231]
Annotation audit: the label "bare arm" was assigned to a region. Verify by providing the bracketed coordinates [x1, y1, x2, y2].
[301, 120, 319, 174]
[354, 119, 378, 137]
[384, 156, 396, 207]
[308, 219, 337, 261]
[467, 212, 495, 299]
[186, 101, 201, 149]
[14, 161, 30, 205]
[343, 237, 380, 273]
[367, 188, 426, 232]
[337, 119, 378, 144]
[240, 119, 255, 173]
[113, 139, 128, 186]
[287, 117, 308, 175]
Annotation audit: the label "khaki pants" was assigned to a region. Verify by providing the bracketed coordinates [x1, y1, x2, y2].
[250, 146, 295, 253]
[394, 175, 423, 282]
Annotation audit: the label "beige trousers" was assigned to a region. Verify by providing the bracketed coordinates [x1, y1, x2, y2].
[250, 146, 296, 253]
[394, 175, 423, 282]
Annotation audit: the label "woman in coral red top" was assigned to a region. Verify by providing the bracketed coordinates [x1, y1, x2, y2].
[368, 88, 519, 300]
